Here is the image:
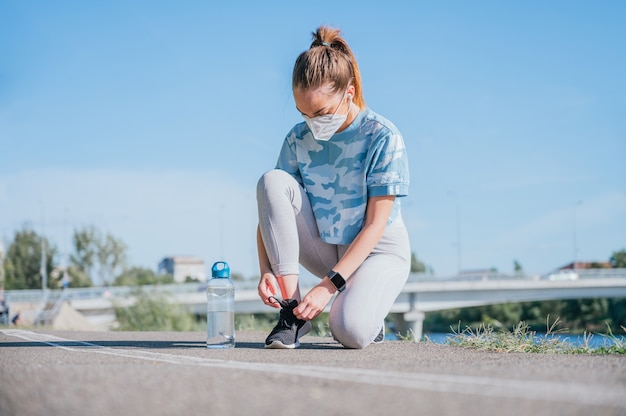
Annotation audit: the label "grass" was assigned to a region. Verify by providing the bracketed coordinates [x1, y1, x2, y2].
[439, 316, 626, 354]
[235, 312, 332, 337]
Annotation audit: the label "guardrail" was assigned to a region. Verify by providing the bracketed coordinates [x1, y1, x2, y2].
[5, 269, 626, 305]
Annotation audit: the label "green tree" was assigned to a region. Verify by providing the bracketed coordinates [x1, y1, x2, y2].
[607, 298, 626, 331]
[65, 265, 93, 288]
[424, 297, 626, 334]
[0, 241, 6, 285]
[610, 249, 626, 268]
[230, 272, 245, 282]
[69, 226, 98, 286]
[513, 260, 523, 274]
[114, 290, 201, 331]
[410, 252, 426, 273]
[96, 233, 127, 285]
[4, 227, 57, 290]
[113, 267, 174, 286]
[560, 298, 611, 332]
[69, 226, 127, 286]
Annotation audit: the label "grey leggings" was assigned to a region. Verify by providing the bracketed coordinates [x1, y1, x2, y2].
[257, 169, 411, 348]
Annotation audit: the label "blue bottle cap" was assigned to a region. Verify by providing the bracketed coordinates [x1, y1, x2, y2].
[211, 261, 230, 278]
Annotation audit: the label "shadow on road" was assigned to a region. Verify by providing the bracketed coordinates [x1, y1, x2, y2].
[0, 339, 344, 350]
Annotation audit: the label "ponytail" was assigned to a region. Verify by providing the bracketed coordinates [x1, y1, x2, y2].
[292, 26, 366, 109]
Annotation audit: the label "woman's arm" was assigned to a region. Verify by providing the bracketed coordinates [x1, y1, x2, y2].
[294, 195, 396, 320]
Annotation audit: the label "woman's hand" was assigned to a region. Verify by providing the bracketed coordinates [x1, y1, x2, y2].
[293, 280, 334, 321]
[258, 272, 280, 308]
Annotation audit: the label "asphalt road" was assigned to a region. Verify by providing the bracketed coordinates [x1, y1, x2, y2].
[1, 329, 625, 416]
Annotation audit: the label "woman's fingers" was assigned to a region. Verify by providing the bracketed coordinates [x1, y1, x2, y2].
[258, 274, 280, 308]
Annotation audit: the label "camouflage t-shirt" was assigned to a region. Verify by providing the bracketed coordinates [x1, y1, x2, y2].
[276, 108, 410, 245]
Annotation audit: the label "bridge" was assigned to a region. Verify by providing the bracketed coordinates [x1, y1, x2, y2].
[5, 269, 626, 339]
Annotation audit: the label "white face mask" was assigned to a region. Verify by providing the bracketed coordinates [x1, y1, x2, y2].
[303, 92, 352, 141]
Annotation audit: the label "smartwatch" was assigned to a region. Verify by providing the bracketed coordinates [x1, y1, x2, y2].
[327, 270, 346, 292]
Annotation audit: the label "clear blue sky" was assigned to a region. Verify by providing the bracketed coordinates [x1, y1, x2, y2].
[1, 1, 625, 280]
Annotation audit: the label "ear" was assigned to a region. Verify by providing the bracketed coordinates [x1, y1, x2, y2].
[346, 84, 356, 99]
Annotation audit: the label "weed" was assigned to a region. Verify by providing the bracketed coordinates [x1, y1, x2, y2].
[396, 329, 416, 342]
[446, 316, 625, 354]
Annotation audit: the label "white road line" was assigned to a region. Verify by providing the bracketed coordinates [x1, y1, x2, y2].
[2, 329, 624, 407]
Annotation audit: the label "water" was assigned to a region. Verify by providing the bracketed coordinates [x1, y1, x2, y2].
[206, 285, 235, 349]
[206, 310, 235, 348]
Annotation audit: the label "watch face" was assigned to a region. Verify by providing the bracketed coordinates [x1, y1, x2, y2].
[330, 273, 346, 290]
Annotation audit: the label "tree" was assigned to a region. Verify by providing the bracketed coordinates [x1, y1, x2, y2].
[513, 260, 523, 273]
[69, 226, 127, 286]
[113, 267, 174, 286]
[3, 227, 57, 290]
[0, 241, 5, 285]
[610, 249, 626, 268]
[230, 272, 245, 282]
[69, 226, 98, 286]
[114, 290, 201, 331]
[410, 252, 426, 273]
[96, 233, 127, 285]
[65, 264, 93, 288]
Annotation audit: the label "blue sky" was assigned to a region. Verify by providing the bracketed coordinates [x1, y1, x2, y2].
[1, 1, 625, 280]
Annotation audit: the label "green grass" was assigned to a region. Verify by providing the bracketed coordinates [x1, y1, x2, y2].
[235, 312, 332, 337]
[442, 316, 625, 354]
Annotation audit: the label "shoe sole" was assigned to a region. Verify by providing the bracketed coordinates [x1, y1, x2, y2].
[264, 321, 312, 349]
[264, 339, 300, 349]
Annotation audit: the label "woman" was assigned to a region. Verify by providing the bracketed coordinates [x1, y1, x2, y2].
[256, 26, 411, 349]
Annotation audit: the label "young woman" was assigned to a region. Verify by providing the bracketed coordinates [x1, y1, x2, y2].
[256, 26, 411, 349]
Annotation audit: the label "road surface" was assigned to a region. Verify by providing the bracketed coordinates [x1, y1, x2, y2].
[1, 329, 624, 416]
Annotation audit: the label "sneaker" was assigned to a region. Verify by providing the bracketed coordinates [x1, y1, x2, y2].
[373, 323, 385, 344]
[265, 297, 312, 349]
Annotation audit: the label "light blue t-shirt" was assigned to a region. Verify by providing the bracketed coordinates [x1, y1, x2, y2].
[276, 108, 410, 245]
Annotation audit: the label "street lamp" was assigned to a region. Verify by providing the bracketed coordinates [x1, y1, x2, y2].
[455, 203, 462, 274]
[573, 200, 582, 270]
[447, 191, 462, 274]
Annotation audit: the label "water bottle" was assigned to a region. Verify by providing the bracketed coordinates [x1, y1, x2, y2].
[206, 261, 235, 348]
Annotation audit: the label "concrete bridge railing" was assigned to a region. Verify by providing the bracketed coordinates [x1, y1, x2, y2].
[5, 269, 626, 338]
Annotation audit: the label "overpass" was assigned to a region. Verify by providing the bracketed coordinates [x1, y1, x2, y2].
[5, 269, 626, 339]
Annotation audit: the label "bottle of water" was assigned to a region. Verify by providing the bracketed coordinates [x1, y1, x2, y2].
[206, 261, 235, 348]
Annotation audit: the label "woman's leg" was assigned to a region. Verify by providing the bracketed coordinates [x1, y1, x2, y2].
[329, 218, 411, 348]
[257, 169, 338, 297]
[257, 169, 339, 348]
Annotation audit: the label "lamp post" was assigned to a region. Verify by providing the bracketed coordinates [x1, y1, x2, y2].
[573, 200, 582, 270]
[455, 203, 462, 274]
[447, 191, 462, 275]
[40, 202, 48, 291]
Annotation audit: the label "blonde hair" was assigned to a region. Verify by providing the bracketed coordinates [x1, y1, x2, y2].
[292, 26, 366, 109]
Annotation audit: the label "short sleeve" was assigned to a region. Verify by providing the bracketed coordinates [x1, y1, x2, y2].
[366, 132, 410, 197]
[275, 132, 303, 185]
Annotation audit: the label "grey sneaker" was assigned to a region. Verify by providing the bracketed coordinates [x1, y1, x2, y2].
[373, 323, 385, 344]
[265, 298, 312, 349]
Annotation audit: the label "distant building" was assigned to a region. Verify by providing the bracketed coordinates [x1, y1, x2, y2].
[158, 256, 206, 283]
[558, 261, 612, 270]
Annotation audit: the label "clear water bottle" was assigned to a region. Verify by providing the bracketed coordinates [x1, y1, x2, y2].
[206, 261, 235, 348]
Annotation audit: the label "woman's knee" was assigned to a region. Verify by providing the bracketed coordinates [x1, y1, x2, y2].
[329, 312, 377, 349]
[257, 169, 298, 200]
[257, 169, 279, 194]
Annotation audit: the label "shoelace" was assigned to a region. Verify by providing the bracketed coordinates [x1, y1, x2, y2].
[267, 296, 304, 332]
[267, 296, 290, 308]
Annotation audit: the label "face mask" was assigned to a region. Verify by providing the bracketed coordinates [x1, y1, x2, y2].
[303, 92, 352, 141]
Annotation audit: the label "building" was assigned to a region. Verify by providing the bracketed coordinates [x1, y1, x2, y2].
[558, 261, 612, 270]
[158, 256, 206, 283]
